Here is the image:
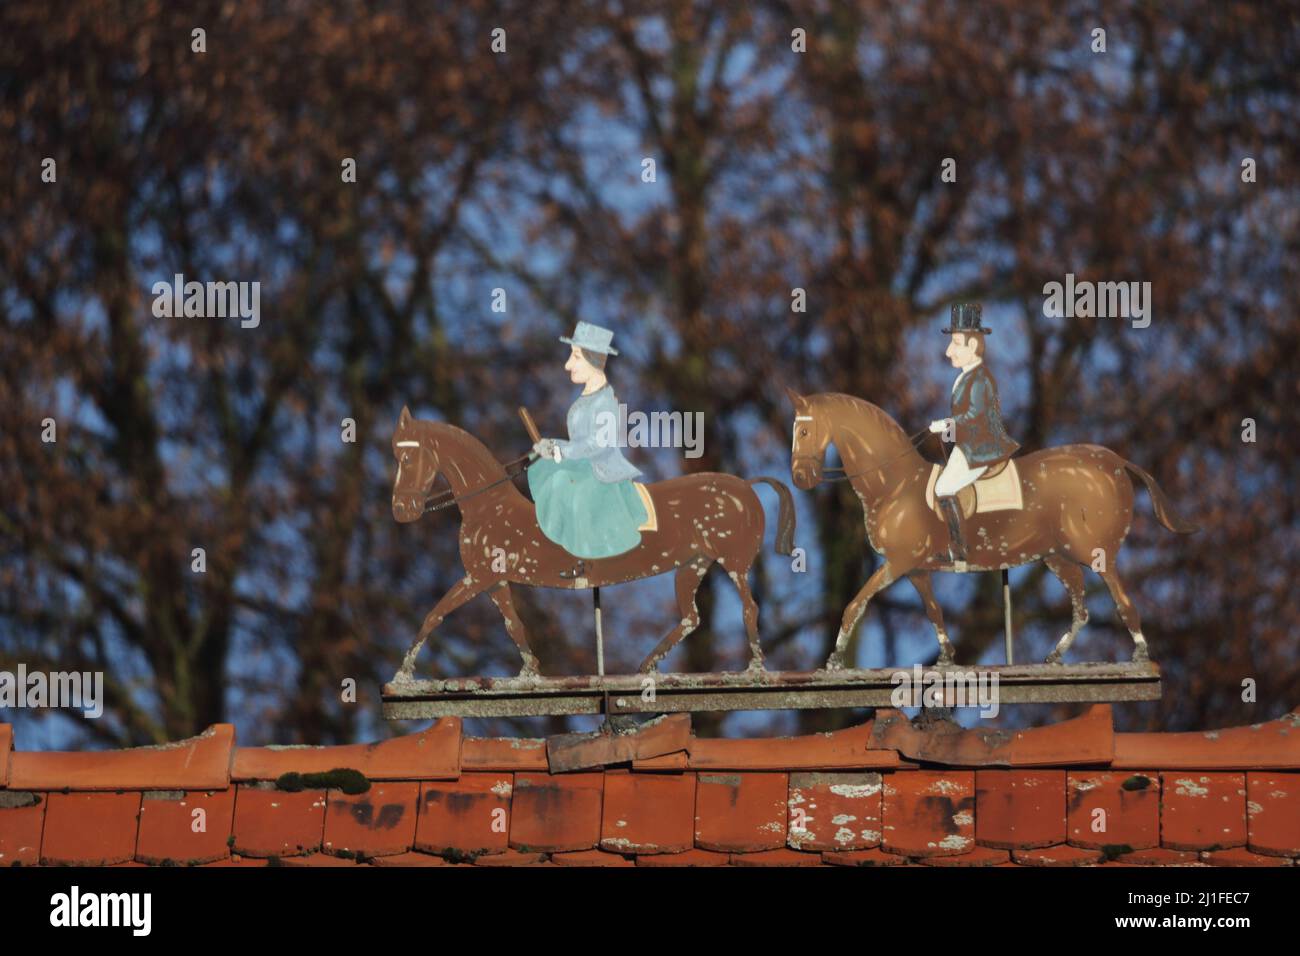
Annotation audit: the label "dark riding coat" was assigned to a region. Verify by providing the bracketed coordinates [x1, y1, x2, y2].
[951, 363, 1019, 468]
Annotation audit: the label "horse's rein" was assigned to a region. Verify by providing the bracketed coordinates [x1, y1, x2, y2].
[423, 451, 537, 513]
[809, 427, 934, 485]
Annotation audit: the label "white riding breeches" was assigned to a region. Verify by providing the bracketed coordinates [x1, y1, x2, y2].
[935, 446, 987, 498]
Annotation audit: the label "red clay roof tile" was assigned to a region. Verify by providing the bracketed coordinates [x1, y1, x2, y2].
[975, 770, 1066, 849]
[882, 770, 975, 857]
[1013, 844, 1103, 866]
[787, 771, 882, 851]
[1113, 709, 1300, 769]
[509, 771, 603, 852]
[1111, 847, 1201, 865]
[1160, 772, 1247, 851]
[919, 845, 1012, 866]
[1246, 772, 1300, 857]
[730, 847, 823, 866]
[694, 772, 788, 852]
[136, 788, 236, 865]
[631, 751, 690, 771]
[41, 791, 141, 865]
[0, 791, 45, 866]
[551, 848, 635, 866]
[473, 848, 547, 866]
[323, 782, 420, 858]
[232, 719, 460, 782]
[279, 852, 362, 867]
[1201, 847, 1293, 866]
[415, 774, 512, 859]
[688, 720, 898, 770]
[599, 768, 695, 855]
[231, 785, 326, 858]
[871, 705, 1113, 767]
[0, 724, 11, 787]
[634, 847, 730, 866]
[9, 724, 233, 792]
[370, 850, 449, 866]
[821, 847, 908, 866]
[547, 714, 691, 772]
[1067, 771, 1159, 850]
[460, 735, 548, 771]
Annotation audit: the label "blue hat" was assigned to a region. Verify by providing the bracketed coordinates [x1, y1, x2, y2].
[560, 321, 619, 355]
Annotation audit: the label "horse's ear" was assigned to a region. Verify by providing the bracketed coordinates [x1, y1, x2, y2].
[399, 405, 412, 426]
[783, 385, 805, 408]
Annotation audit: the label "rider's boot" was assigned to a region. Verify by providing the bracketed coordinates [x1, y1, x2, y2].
[938, 495, 969, 572]
[558, 559, 586, 580]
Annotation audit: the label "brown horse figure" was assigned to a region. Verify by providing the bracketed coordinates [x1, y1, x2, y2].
[390, 406, 795, 680]
[787, 390, 1197, 669]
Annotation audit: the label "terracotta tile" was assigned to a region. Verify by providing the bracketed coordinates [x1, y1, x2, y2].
[232, 719, 460, 781]
[461, 736, 548, 771]
[1161, 772, 1246, 850]
[870, 705, 1113, 767]
[730, 848, 823, 866]
[231, 785, 326, 858]
[551, 849, 635, 867]
[689, 720, 897, 770]
[920, 845, 1011, 866]
[203, 855, 270, 867]
[371, 851, 449, 867]
[694, 772, 787, 852]
[600, 769, 694, 854]
[881, 771, 975, 857]
[1201, 847, 1293, 867]
[1067, 771, 1159, 850]
[278, 852, 362, 867]
[136, 789, 236, 865]
[547, 714, 691, 772]
[416, 774, 512, 859]
[0, 724, 11, 786]
[1109, 847, 1201, 866]
[1114, 710, 1300, 769]
[509, 772, 603, 852]
[0, 791, 45, 866]
[787, 771, 882, 851]
[822, 847, 908, 866]
[10, 724, 233, 791]
[1013, 844, 1103, 866]
[1246, 772, 1300, 857]
[631, 751, 689, 771]
[976, 770, 1065, 849]
[40, 791, 141, 865]
[635, 848, 729, 867]
[473, 848, 546, 866]
[323, 782, 419, 858]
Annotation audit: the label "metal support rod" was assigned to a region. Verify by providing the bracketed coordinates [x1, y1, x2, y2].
[1002, 568, 1014, 664]
[594, 586, 604, 677]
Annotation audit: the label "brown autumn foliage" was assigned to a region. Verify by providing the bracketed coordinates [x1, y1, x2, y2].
[0, 0, 1296, 747]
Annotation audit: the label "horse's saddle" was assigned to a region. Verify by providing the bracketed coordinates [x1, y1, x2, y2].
[925, 458, 1023, 520]
[633, 482, 658, 532]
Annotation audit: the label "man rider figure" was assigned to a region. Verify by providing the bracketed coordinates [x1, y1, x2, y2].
[928, 303, 1020, 570]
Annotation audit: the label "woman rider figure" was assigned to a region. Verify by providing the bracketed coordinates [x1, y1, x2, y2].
[530, 322, 648, 576]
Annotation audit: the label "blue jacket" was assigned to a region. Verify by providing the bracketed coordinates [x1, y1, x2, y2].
[951, 363, 1020, 467]
[556, 385, 643, 482]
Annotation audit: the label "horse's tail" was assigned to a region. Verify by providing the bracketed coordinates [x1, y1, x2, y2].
[1123, 459, 1199, 534]
[748, 477, 797, 555]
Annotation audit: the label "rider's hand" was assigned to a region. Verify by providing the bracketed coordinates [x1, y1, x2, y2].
[929, 418, 952, 435]
[533, 438, 558, 459]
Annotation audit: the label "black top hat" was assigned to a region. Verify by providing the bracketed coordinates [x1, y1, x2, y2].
[942, 303, 992, 335]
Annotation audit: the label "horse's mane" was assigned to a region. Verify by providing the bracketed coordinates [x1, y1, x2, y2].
[812, 392, 911, 444]
[413, 418, 508, 478]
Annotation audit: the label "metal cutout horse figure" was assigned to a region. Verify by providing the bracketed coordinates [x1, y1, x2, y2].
[787, 389, 1197, 669]
[390, 406, 795, 681]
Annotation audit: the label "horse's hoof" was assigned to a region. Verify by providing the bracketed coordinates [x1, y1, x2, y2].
[745, 658, 766, 675]
[1044, 650, 1063, 665]
[823, 655, 845, 672]
[1131, 646, 1150, 664]
[393, 666, 415, 685]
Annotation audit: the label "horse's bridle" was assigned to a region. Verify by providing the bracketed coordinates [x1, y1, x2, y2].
[396, 438, 537, 514]
[794, 427, 934, 487]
